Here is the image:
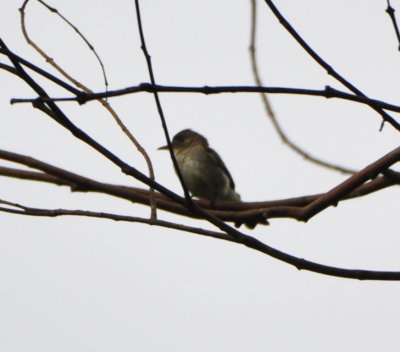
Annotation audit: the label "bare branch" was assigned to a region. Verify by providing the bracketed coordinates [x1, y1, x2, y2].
[386, 0, 400, 51]
[0, 148, 398, 226]
[134, 0, 193, 209]
[2, 197, 400, 280]
[262, 147, 400, 222]
[0, 2, 398, 281]
[10, 84, 400, 117]
[0, 48, 81, 95]
[262, 0, 400, 132]
[249, 0, 356, 175]
[0, 198, 234, 242]
[19, 0, 157, 220]
[35, 0, 109, 88]
[0, 39, 182, 210]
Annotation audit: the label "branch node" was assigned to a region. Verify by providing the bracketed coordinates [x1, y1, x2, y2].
[325, 64, 334, 76]
[76, 92, 88, 105]
[203, 85, 212, 95]
[32, 97, 44, 109]
[138, 82, 153, 92]
[386, 5, 395, 15]
[324, 85, 335, 98]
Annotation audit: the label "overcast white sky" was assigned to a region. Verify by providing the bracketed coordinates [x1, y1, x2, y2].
[1, 0, 400, 351]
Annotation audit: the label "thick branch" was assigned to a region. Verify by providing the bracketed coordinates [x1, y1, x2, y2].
[0, 148, 398, 225]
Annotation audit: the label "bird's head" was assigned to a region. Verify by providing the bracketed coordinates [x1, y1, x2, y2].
[158, 129, 208, 151]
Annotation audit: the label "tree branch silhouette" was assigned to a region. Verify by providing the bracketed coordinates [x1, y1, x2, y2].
[9, 83, 400, 115]
[249, 0, 356, 175]
[386, 0, 400, 51]
[263, 0, 400, 132]
[0, 2, 399, 281]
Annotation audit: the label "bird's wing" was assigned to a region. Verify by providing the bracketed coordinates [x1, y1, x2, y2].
[207, 147, 236, 189]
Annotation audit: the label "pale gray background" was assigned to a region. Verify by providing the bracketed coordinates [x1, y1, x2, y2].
[1, 1, 400, 351]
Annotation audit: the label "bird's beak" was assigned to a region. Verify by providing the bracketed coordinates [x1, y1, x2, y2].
[157, 145, 169, 150]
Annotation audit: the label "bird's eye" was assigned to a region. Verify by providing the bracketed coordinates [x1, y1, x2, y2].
[175, 135, 185, 143]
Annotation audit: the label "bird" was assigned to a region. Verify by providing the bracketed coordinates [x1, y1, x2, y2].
[158, 129, 241, 203]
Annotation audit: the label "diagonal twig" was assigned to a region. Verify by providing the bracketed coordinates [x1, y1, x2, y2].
[0, 38, 184, 207]
[262, 146, 400, 221]
[2, 196, 400, 280]
[0, 198, 233, 241]
[249, 0, 355, 174]
[386, 0, 400, 51]
[19, 0, 158, 219]
[133, 0, 192, 206]
[263, 0, 400, 132]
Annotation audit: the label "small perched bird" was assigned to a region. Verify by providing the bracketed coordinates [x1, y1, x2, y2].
[159, 129, 241, 202]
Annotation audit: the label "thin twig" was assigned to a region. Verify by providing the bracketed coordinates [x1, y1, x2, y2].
[133, 0, 194, 209]
[249, 0, 355, 174]
[36, 0, 109, 89]
[2, 197, 400, 280]
[0, 198, 233, 241]
[0, 38, 184, 208]
[9, 83, 400, 115]
[263, 0, 400, 132]
[386, 0, 400, 51]
[0, 49, 81, 95]
[19, 0, 158, 220]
